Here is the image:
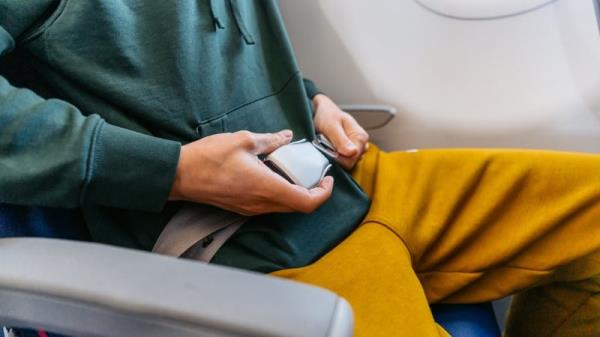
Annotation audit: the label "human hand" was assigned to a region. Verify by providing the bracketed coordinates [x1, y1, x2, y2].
[169, 130, 334, 216]
[313, 94, 369, 170]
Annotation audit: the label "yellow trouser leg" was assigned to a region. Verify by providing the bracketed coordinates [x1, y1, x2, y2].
[505, 273, 600, 337]
[274, 222, 450, 337]
[273, 145, 600, 337]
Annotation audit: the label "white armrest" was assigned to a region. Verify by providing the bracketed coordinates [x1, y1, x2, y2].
[0, 238, 353, 337]
[338, 104, 396, 130]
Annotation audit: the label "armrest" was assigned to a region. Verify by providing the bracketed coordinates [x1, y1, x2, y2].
[338, 104, 396, 130]
[0, 238, 353, 337]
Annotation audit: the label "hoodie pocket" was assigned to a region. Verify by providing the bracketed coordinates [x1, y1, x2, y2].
[196, 72, 314, 140]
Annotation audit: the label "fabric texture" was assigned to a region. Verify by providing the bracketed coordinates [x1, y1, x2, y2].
[431, 303, 500, 337]
[0, 0, 369, 271]
[0, 204, 89, 240]
[273, 145, 600, 337]
[152, 203, 246, 262]
[303, 78, 321, 99]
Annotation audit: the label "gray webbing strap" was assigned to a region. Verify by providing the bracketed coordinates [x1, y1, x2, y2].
[181, 218, 244, 261]
[152, 204, 246, 262]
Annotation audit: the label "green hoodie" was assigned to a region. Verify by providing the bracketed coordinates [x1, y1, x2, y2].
[0, 0, 370, 272]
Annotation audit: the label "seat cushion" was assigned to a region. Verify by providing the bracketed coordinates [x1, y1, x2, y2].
[1, 204, 89, 337]
[0, 204, 501, 337]
[431, 303, 501, 337]
[0, 204, 89, 240]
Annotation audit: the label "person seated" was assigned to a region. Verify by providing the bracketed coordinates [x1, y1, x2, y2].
[1, 1, 599, 336]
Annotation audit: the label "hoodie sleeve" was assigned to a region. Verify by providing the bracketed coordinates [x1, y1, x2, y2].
[303, 77, 322, 99]
[0, 11, 181, 212]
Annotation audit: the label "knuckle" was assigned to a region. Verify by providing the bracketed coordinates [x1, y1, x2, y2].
[245, 209, 259, 216]
[297, 198, 318, 214]
[236, 131, 256, 147]
[297, 204, 312, 214]
[342, 112, 357, 124]
[268, 133, 280, 146]
[252, 204, 268, 215]
[241, 204, 261, 216]
[350, 130, 369, 143]
[304, 203, 319, 214]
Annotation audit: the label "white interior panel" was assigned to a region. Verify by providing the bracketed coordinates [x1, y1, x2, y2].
[280, 0, 600, 152]
[415, 0, 555, 19]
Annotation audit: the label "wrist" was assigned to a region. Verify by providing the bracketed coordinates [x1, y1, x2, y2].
[168, 169, 183, 201]
[87, 122, 181, 211]
[312, 94, 328, 111]
[168, 146, 187, 201]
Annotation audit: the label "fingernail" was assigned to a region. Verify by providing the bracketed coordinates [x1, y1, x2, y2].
[346, 142, 357, 150]
[281, 130, 293, 138]
[323, 176, 334, 186]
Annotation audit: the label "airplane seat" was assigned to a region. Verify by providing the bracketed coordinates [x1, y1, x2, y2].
[0, 203, 501, 336]
[0, 204, 85, 337]
[431, 303, 501, 337]
[0, 204, 89, 241]
[0, 203, 351, 337]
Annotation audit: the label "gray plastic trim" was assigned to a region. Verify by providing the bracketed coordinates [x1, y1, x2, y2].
[0, 288, 234, 337]
[339, 104, 396, 130]
[414, 0, 558, 21]
[0, 238, 353, 337]
[594, 0, 600, 35]
[325, 299, 354, 337]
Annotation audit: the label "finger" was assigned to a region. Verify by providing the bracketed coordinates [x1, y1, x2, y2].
[267, 173, 334, 213]
[342, 116, 369, 149]
[251, 129, 293, 155]
[297, 176, 335, 213]
[242, 176, 334, 214]
[326, 122, 358, 157]
[335, 154, 359, 170]
[335, 141, 368, 170]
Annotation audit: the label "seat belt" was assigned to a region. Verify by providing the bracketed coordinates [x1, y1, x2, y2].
[152, 204, 246, 262]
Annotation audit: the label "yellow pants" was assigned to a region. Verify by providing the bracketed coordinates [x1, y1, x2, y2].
[272, 146, 600, 337]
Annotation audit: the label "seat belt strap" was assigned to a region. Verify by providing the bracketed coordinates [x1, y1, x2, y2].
[152, 204, 246, 262]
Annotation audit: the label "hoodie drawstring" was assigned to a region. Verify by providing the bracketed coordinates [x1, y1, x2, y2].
[209, 0, 225, 29]
[208, 0, 255, 45]
[228, 0, 256, 45]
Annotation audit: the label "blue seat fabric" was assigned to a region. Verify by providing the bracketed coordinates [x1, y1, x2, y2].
[431, 302, 501, 337]
[0, 204, 89, 240]
[0, 203, 500, 336]
[0, 203, 89, 337]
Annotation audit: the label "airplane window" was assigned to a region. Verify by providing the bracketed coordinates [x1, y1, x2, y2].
[415, 0, 556, 19]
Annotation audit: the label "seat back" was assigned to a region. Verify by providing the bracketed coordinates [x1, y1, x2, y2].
[431, 303, 501, 337]
[0, 204, 89, 240]
[0, 204, 89, 337]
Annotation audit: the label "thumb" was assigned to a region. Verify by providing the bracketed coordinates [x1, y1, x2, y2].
[252, 129, 293, 155]
[327, 124, 358, 157]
